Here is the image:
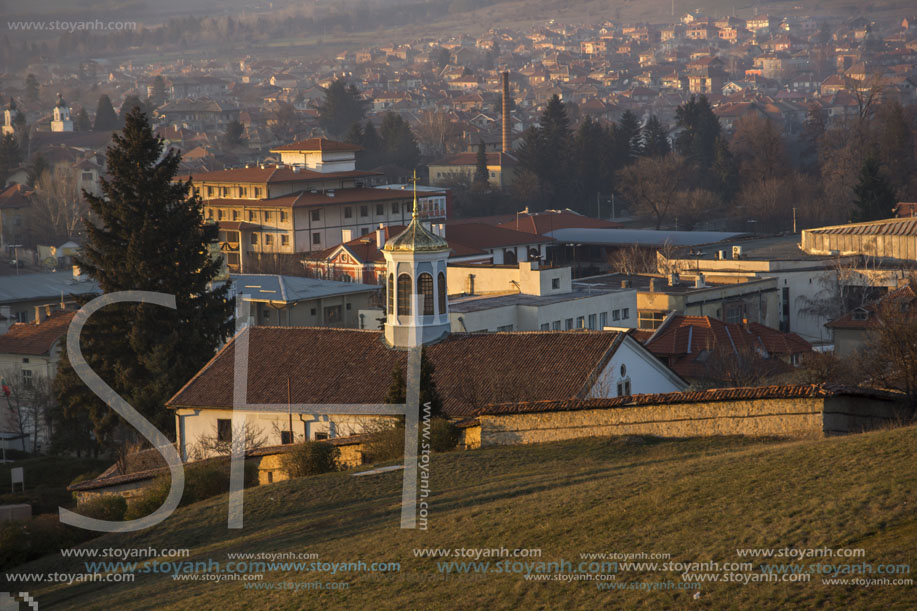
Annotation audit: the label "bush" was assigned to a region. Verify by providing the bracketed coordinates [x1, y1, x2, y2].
[0, 514, 90, 570]
[283, 441, 340, 477]
[427, 418, 459, 452]
[124, 459, 257, 521]
[78, 494, 127, 522]
[361, 421, 405, 464]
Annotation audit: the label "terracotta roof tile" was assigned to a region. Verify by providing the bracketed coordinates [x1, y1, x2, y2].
[475, 383, 903, 416]
[166, 327, 626, 418]
[0, 311, 75, 356]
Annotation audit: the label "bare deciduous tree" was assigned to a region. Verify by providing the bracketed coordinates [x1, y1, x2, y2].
[30, 167, 86, 245]
[617, 154, 687, 229]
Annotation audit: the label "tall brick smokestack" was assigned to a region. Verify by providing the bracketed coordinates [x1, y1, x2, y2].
[501, 71, 511, 153]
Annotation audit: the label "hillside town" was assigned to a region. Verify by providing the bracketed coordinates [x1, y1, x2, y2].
[0, 3, 915, 608]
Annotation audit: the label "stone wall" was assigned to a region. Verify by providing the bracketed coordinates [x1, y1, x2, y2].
[473, 396, 913, 447]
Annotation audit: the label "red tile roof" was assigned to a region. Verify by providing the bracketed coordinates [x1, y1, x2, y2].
[444, 222, 553, 250]
[0, 311, 75, 356]
[495, 211, 622, 234]
[475, 383, 903, 416]
[644, 315, 811, 379]
[270, 138, 363, 153]
[180, 167, 378, 184]
[166, 328, 627, 418]
[206, 187, 413, 209]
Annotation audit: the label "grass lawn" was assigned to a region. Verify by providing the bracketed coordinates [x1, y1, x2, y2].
[4, 427, 915, 609]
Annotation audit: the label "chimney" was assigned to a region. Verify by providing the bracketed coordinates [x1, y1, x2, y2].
[376, 226, 385, 250]
[342, 229, 353, 243]
[501, 71, 511, 153]
[694, 273, 706, 288]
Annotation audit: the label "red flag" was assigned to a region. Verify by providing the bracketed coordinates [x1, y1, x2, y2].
[1, 378, 10, 397]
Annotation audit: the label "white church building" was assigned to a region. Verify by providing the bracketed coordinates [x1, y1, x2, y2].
[167, 186, 687, 459]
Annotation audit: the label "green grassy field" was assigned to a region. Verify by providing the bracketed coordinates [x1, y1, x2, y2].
[5, 427, 915, 609]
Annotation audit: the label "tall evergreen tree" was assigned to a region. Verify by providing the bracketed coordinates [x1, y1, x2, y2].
[24, 73, 39, 105]
[74, 107, 92, 131]
[53, 108, 234, 448]
[473, 138, 489, 188]
[380, 112, 420, 169]
[641, 115, 670, 158]
[618, 110, 643, 159]
[383, 349, 442, 417]
[711, 136, 739, 203]
[517, 95, 572, 209]
[118, 95, 146, 126]
[675, 95, 721, 170]
[851, 156, 896, 222]
[316, 78, 368, 138]
[223, 120, 246, 147]
[150, 75, 167, 108]
[573, 116, 607, 213]
[93, 94, 119, 131]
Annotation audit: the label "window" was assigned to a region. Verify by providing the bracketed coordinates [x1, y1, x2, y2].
[616, 380, 632, 397]
[599, 312, 607, 327]
[281, 234, 289, 246]
[418, 273, 434, 315]
[264, 211, 272, 222]
[217, 419, 232, 442]
[621, 308, 629, 319]
[376, 204, 384, 215]
[345, 207, 353, 218]
[248, 210, 255, 221]
[281, 430, 293, 445]
[251, 233, 258, 245]
[612, 310, 620, 321]
[438, 272, 447, 315]
[324, 305, 342, 323]
[312, 209, 321, 221]
[22, 358, 29, 364]
[565, 318, 573, 330]
[497, 324, 514, 332]
[552, 320, 561, 330]
[638, 311, 666, 330]
[540, 323, 550, 330]
[207, 186, 214, 197]
[397, 274, 412, 315]
[388, 274, 394, 315]
[254, 187, 262, 198]
[392, 202, 400, 214]
[361, 227, 370, 235]
[360, 205, 368, 217]
[314, 432, 329, 441]
[552, 278, 560, 289]
[280, 211, 288, 222]
[232, 209, 239, 221]
[588, 314, 597, 330]
[217, 209, 224, 220]
[576, 316, 585, 329]
[504, 249, 517, 265]
[207, 208, 213, 219]
[264, 234, 273, 245]
[22, 370, 33, 388]
[312, 232, 321, 245]
[725, 303, 745, 324]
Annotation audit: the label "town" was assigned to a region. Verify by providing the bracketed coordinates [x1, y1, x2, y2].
[0, 2, 915, 609]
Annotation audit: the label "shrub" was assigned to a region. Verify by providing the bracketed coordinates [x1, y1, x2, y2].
[283, 441, 340, 477]
[0, 514, 90, 570]
[427, 418, 459, 453]
[124, 459, 257, 520]
[361, 420, 405, 463]
[78, 494, 127, 522]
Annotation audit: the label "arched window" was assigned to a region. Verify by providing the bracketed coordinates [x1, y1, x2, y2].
[397, 274, 411, 315]
[387, 273, 394, 315]
[504, 249, 517, 265]
[438, 272, 447, 315]
[418, 273, 434, 316]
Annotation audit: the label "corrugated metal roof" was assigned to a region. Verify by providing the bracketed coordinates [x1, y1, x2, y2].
[806, 218, 917, 236]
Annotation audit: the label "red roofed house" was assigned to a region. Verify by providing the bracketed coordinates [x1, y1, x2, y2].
[428, 151, 518, 189]
[643, 314, 812, 384]
[0, 310, 75, 451]
[826, 284, 917, 357]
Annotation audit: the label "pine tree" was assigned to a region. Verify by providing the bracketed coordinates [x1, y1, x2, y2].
[316, 78, 368, 138]
[382, 349, 442, 417]
[851, 156, 896, 222]
[74, 107, 92, 131]
[641, 115, 670, 158]
[118, 95, 146, 126]
[384, 363, 406, 404]
[24, 73, 39, 105]
[675, 95, 721, 169]
[517, 95, 572, 209]
[618, 110, 643, 159]
[53, 108, 234, 448]
[150, 75, 167, 107]
[223, 120, 246, 147]
[473, 138, 489, 189]
[93, 94, 119, 131]
[711, 136, 739, 203]
[380, 112, 420, 169]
